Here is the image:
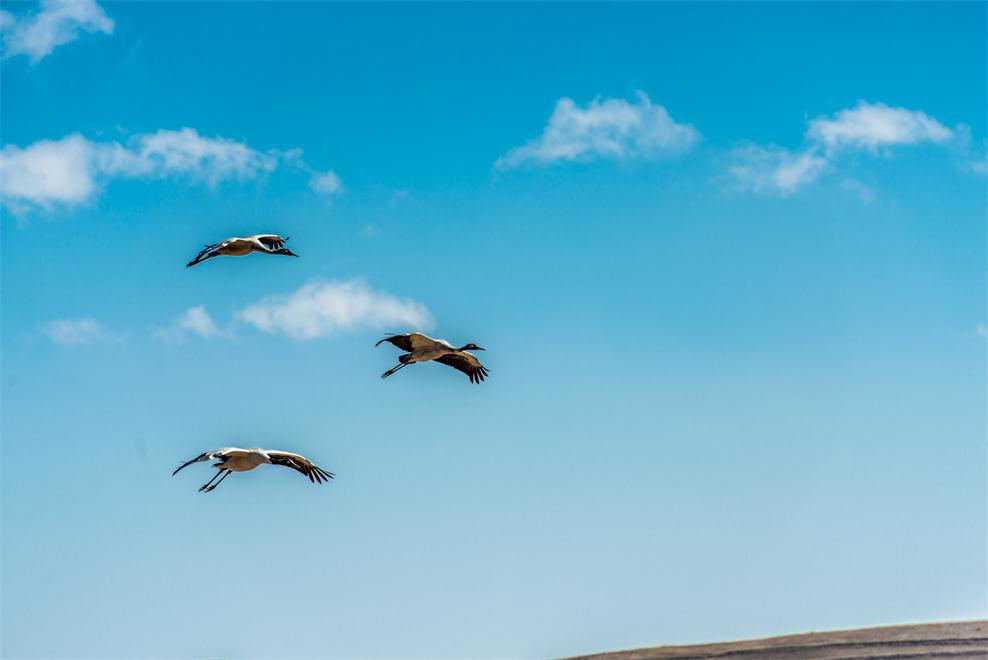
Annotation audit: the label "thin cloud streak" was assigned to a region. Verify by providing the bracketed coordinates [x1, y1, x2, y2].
[43, 318, 114, 346]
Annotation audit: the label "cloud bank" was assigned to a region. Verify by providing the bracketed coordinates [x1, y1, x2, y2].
[0, 0, 113, 63]
[495, 92, 699, 169]
[238, 279, 433, 340]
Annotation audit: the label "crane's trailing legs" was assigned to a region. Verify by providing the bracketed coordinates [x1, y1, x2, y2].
[381, 362, 409, 379]
[199, 469, 229, 492]
[202, 470, 233, 492]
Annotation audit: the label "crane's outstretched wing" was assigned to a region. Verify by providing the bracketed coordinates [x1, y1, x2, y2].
[267, 450, 335, 483]
[375, 333, 434, 352]
[249, 234, 288, 250]
[186, 238, 233, 267]
[435, 352, 490, 384]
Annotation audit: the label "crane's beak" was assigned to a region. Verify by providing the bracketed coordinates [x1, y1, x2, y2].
[475, 346, 485, 351]
[286, 249, 300, 257]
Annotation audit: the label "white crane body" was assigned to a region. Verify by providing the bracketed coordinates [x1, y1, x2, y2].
[377, 332, 490, 383]
[186, 235, 298, 267]
[172, 446, 333, 492]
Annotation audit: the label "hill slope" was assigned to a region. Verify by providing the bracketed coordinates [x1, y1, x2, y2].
[568, 621, 988, 660]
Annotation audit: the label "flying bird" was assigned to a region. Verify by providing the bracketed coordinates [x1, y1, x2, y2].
[376, 332, 489, 383]
[172, 447, 334, 492]
[186, 234, 298, 267]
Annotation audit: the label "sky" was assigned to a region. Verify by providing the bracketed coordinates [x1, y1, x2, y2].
[1, 1, 985, 658]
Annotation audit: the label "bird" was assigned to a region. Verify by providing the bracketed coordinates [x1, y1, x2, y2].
[186, 234, 298, 267]
[172, 447, 334, 492]
[376, 332, 489, 383]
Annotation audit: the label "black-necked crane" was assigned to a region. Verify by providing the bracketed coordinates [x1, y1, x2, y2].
[172, 447, 334, 492]
[186, 234, 298, 267]
[376, 332, 490, 383]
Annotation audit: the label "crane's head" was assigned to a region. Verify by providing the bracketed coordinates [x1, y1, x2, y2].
[275, 248, 300, 257]
[461, 343, 484, 351]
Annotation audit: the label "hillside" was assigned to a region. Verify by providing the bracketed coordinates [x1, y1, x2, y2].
[568, 621, 988, 660]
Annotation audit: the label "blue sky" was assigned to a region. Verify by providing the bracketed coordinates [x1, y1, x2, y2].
[1, 1, 985, 658]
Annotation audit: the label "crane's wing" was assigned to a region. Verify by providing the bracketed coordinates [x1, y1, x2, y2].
[375, 333, 435, 352]
[435, 351, 490, 384]
[249, 234, 288, 250]
[267, 450, 335, 483]
[186, 237, 234, 267]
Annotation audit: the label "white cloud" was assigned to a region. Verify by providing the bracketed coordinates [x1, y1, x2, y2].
[238, 279, 433, 340]
[0, 134, 98, 212]
[976, 324, 987, 338]
[43, 318, 112, 345]
[1, 0, 113, 63]
[962, 136, 987, 176]
[1, 129, 279, 213]
[103, 128, 278, 184]
[310, 169, 343, 197]
[730, 101, 962, 197]
[156, 305, 224, 342]
[839, 178, 877, 204]
[807, 101, 954, 153]
[727, 144, 828, 196]
[495, 91, 699, 169]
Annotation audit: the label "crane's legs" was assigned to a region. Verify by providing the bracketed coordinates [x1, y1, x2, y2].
[381, 362, 409, 379]
[202, 470, 233, 493]
[199, 469, 227, 492]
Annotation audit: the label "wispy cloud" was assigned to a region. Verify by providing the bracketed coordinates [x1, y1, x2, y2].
[238, 279, 433, 340]
[43, 318, 114, 346]
[155, 306, 225, 342]
[727, 144, 827, 196]
[839, 178, 877, 204]
[806, 101, 954, 154]
[0, 129, 333, 214]
[961, 135, 987, 176]
[729, 101, 960, 196]
[310, 169, 343, 198]
[101, 128, 278, 184]
[0, 0, 113, 63]
[495, 91, 699, 169]
[0, 134, 98, 210]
